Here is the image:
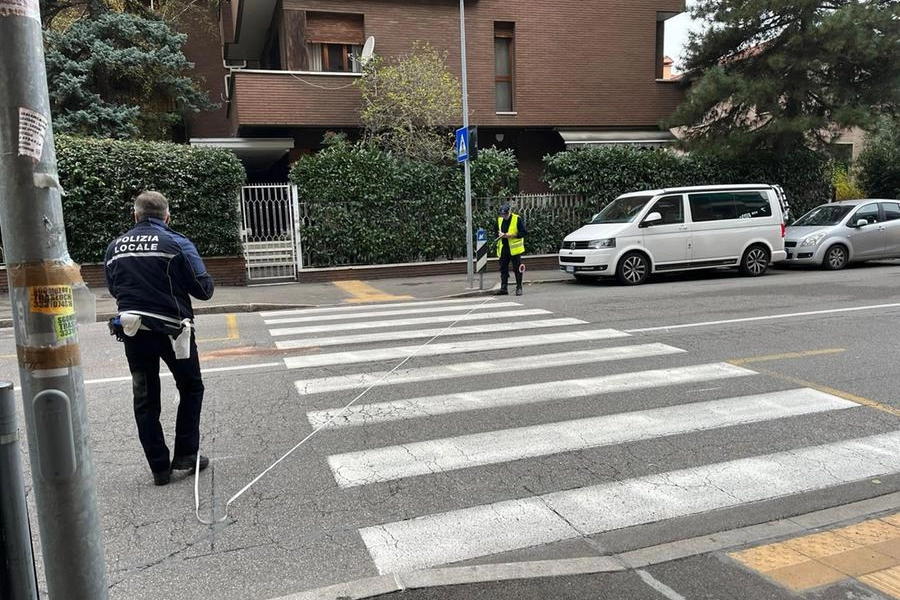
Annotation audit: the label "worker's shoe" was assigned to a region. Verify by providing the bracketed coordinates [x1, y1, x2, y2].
[515, 286, 523, 296]
[494, 288, 508, 295]
[152, 469, 171, 486]
[171, 454, 209, 472]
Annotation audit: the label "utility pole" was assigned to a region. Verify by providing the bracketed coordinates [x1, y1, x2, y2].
[0, 4, 109, 600]
[459, 0, 474, 289]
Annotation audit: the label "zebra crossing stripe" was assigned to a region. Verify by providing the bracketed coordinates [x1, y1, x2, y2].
[359, 430, 900, 574]
[328, 388, 848, 487]
[307, 360, 748, 429]
[269, 309, 553, 337]
[260, 297, 504, 318]
[283, 329, 631, 369]
[276, 318, 586, 349]
[295, 344, 686, 395]
[264, 301, 522, 325]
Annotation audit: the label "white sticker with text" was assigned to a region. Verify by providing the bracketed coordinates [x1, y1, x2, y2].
[0, 0, 40, 20]
[18, 107, 47, 162]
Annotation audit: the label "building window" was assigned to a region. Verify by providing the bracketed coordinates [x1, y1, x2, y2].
[308, 43, 362, 72]
[304, 11, 364, 73]
[494, 22, 515, 112]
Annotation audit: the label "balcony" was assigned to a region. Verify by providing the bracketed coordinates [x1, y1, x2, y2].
[229, 70, 362, 128]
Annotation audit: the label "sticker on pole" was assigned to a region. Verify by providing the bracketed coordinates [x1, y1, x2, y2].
[0, 0, 40, 20]
[54, 313, 77, 341]
[18, 107, 48, 162]
[29, 286, 75, 316]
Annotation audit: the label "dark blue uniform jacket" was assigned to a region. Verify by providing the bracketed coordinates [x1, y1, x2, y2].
[104, 217, 214, 320]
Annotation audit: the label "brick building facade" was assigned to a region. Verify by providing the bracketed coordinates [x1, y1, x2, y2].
[184, 0, 686, 190]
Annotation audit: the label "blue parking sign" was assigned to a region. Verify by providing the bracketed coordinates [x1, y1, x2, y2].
[455, 127, 469, 162]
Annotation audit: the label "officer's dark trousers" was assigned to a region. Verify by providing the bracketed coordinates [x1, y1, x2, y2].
[498, 251, 523, 290]
[123, 329, 204, 473]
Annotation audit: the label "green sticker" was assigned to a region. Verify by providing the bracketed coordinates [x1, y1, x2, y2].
[54, 313, 77, 340]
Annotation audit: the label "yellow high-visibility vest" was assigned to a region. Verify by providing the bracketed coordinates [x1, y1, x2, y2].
[497, 214, 525, 256]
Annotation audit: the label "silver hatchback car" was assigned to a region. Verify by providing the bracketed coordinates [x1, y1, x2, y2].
[783, 199, 900, 270]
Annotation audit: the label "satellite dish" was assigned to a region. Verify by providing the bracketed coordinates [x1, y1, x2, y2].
[360, 36, 376, 66]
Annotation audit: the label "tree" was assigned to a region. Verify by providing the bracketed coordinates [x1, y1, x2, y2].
[44, 9, 213, 140]
[356, 43, 462, 162]
[856, 117, 900, 198]
[665, 0, 900, 153]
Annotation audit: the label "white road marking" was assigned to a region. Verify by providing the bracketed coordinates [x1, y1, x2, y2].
[625, 302, 900, 333]
[276, 318, 586, 349]
[307, 360, 749, 428]
[637, 570, 688, 600]
[328, 388, 851, 487]
[269, 309, 552, 336]
[283, 329, 631, 369]
[360, 431, 900, 573]
[264, 302, 521, 325]
[82, 361, 284, 385]
[259, 297, 503, 318]
[294, 344, 686, 395]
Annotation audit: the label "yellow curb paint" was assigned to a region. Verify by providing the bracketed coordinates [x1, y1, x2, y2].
[199, 313, 241, 343]
[727, 349, 900, 418]
[333, 280, 414, 303]
[728, 348, 845, 365]
[860, 565, 900, 598]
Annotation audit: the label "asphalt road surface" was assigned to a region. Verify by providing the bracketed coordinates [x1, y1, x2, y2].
[3, 262, 900, 600]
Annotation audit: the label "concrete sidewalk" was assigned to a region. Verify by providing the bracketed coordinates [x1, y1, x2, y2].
[0, 268, 571, 328]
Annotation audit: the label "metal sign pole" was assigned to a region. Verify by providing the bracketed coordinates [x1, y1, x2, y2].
[459, 0, 474, 289]
[0, 382, 38, 600]
[0, 5, 109, 599]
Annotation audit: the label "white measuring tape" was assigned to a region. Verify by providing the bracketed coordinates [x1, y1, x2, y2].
[194, 296, 497, 525]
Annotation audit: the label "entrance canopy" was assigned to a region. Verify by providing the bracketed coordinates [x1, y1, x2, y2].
[189, 137, 294, 173]
[557, 129, 677, 149]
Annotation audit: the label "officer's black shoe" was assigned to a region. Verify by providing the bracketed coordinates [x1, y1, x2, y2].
[171, 454, 209, 472]
[515, 286, 523, 296]
[494, 288, 508, 295]
[152, 470, 171, 486]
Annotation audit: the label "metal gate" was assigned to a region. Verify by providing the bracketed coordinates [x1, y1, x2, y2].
[239, 184, 303, 282]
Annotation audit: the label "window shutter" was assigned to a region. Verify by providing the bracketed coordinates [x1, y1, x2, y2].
[305, 11, 364, 45]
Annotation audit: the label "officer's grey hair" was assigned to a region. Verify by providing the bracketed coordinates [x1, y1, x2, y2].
[133, 191, 169, 221]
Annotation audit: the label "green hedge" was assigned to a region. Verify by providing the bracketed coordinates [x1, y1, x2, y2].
[291, 141, 518, 266]
[55, 135, 245, 263]
[543, 145, 832, 220]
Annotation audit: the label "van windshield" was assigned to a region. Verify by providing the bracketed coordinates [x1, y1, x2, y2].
[591, 195, 652, 223]
[792, 204, 853, 226]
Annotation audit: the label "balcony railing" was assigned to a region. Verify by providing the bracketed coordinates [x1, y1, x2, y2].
[229, 70, 362, 127]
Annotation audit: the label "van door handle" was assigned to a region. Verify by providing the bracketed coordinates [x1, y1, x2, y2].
[678, 226, 689, 231]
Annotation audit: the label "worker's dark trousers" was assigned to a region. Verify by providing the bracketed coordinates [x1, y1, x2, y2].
[498, 252, 523, 290]
[123, 329, 204, 473]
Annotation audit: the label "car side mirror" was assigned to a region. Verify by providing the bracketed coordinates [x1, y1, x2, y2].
[641, 212, 662, 228]
[855, 218, 869, 227]
[587, 212, 601, 224]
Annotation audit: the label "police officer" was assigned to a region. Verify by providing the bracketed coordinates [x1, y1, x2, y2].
[495, 204, 526, 296]
[105, 191, 214, 485]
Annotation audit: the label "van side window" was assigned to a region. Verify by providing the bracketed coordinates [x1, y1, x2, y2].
[648, 195, 683, 224]
[689, 191, 771, 222]
[689, 192, 735, 221]
[734, 192, 771, 218]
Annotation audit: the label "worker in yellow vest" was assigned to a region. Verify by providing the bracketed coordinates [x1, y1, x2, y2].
[495, 204, 527, 296]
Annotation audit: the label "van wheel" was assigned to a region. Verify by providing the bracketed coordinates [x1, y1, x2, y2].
[740, 244, 770, 276]
[822, 245, 848, 270]
[616, 252, 649, 285]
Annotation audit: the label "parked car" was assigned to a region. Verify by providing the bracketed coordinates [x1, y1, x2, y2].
[782, 199, 900, 270]
[559, 184, 789, 285]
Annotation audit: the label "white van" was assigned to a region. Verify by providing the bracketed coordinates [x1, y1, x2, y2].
[559, 184, 789, 285]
